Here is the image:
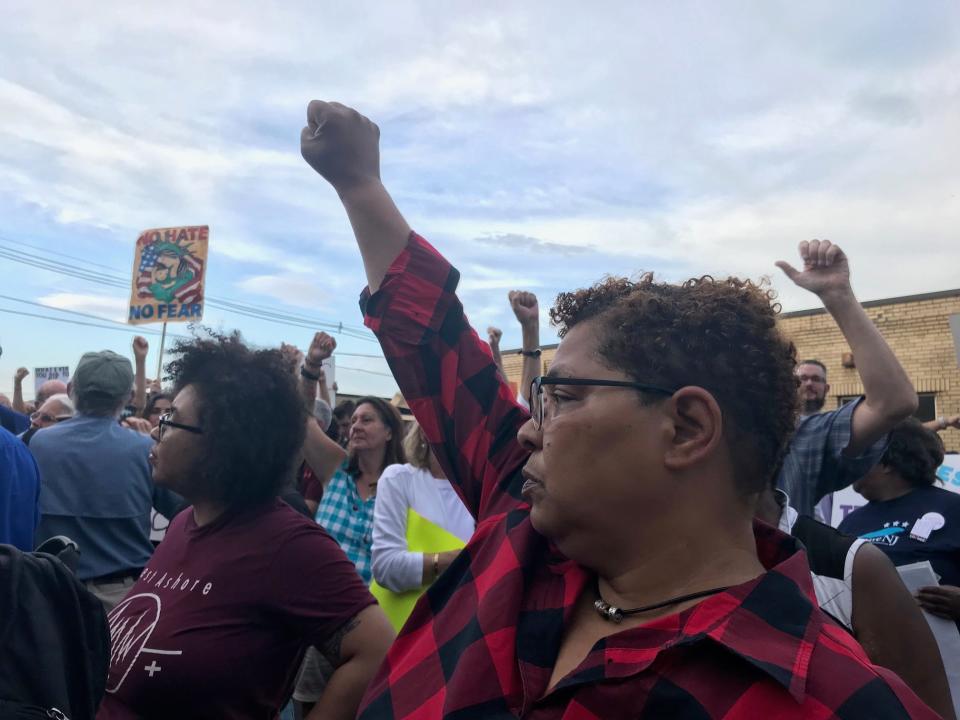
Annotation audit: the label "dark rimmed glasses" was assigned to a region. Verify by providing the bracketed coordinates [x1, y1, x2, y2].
[529, 376, 679, 429]
[30, 411, 72, 424]
[157, 412, 204, 441]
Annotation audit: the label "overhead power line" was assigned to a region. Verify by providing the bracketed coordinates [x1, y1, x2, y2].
[0, 239, 377, 341]
[0, 306, 169, 337]
[0, 304, 393, 378]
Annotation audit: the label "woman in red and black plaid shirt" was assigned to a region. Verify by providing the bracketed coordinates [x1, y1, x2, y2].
[297, 100, 942, 720]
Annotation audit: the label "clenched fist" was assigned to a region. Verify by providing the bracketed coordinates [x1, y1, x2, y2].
[776, 239, 852, 300]
[305, 332, 337, 368]
[14, 367, 29, 383]
[133, 336, 149, 361]
[301, 101, 381, 191]
[509, 291, 539, 327]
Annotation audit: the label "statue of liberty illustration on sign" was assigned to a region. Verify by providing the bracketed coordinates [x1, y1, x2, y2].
[128, 226, 209, 325]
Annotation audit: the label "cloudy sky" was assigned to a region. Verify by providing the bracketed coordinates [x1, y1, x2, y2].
[1, 1, 958, 399]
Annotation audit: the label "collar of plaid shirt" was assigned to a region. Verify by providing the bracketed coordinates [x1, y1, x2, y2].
[516, 520, 824, 704]
[361, 509, 843, 718]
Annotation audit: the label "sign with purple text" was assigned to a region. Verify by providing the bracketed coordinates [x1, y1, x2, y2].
[128, 225, 208, 325]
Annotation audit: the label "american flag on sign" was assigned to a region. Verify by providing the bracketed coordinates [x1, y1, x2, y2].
[136, 236, 205, 306]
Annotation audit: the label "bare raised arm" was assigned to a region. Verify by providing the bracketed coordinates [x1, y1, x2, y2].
[300, 100, 530, 521]
[487, 326, 506, 380]
[300, 101, 410, 292]
[509, 291, 541, 406]
[13, 367, 29, 414]
[776, 240, 917, 456]
[133, 336, 149, 414]
[286, 332, 347, 487]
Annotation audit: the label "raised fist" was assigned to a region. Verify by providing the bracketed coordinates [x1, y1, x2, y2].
[508, 291, 539, 326]
[487, 327, 503, 347]
[301, 101, 381, 191]
[133, 336, 149, 361]
[14, 367, 29, 383]
[306, 331, 336, 368]
[776, 239, 852, 299]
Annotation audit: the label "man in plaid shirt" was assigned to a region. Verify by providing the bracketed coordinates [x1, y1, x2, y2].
[773, 242, 918, 522]
[300, 101, 938, 719]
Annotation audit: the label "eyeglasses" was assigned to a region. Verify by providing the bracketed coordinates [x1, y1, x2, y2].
[529, 376, 678, 429]
[30, 412, 72, 424]
[157, 412, 204, 441]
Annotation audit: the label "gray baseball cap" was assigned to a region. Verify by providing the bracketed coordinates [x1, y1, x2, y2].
[73, 350, 134, 399]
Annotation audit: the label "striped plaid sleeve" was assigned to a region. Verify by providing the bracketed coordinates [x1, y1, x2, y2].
[361, 232, 531, 522]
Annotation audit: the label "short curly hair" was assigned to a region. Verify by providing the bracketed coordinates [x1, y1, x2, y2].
[551, 273, 798, 496]
[880, 418, 944, 488]
[164, 330, 306, 509]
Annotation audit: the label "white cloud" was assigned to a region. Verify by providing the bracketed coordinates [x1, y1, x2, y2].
[37, 293, 128, 323]
[236, 273, 332, 309]
[1, 0, 958, 340]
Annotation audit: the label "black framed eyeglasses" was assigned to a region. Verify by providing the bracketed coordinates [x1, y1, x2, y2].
[157, 412, 204, 441]
[30, 412, 72, 424]
[529, 376, 678, 429]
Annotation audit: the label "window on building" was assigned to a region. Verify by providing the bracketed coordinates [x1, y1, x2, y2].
[915, 393, 937, 423]
[838, 392, 937, 422]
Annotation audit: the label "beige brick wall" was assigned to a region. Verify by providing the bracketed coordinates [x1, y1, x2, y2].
[502, 291, 960, 452]
[780, 293, 960, 452]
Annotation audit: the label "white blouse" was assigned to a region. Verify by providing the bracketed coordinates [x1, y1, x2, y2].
[371, 463, 475, 592]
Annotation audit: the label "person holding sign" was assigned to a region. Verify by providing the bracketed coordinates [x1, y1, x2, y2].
[12, 366, 67, 417]
[370, 423, 474, 630]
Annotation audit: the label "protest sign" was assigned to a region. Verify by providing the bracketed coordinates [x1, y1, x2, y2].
[128, 225, 209, 325]
[34, 366, 69, 393]
[323, 356, 336, 407]
[896, 561, 960, 718]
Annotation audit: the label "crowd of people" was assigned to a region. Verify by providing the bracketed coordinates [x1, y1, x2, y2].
[0, 99, 958, 719]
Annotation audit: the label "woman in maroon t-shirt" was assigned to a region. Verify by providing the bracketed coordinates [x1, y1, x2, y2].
[97, 332, 394, 720]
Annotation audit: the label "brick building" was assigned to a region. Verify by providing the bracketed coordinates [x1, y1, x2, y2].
[501, 288, 960, 452]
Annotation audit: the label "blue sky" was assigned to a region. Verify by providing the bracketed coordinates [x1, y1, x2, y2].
[1, 1, 958, 399]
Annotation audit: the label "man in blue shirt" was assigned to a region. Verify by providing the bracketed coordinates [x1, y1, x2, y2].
[31, 349, 182, 609]
[0, 425, 40, 550]
[774, 240, 918, 521]
[0, 402, 30, 435]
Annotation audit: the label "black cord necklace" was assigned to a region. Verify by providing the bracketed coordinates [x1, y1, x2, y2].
[593, 580, 729, 624]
